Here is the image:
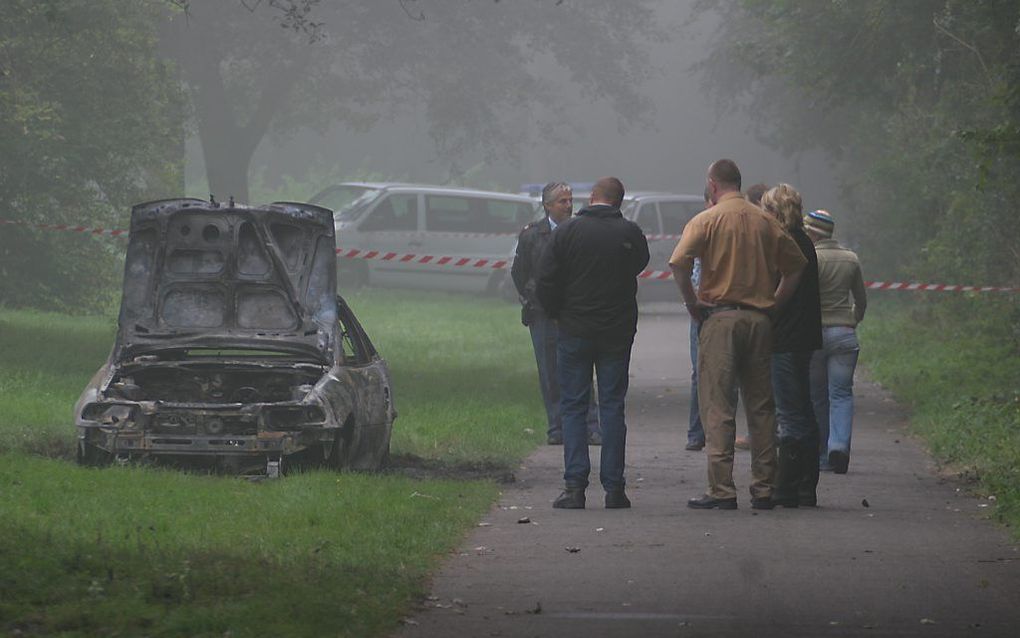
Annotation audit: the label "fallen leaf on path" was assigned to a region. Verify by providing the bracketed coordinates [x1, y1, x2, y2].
[861, 498, 870, 508]
[920, 618, 937, 625]
[565, 546, 581, 553]
[517, 517, 531, 524]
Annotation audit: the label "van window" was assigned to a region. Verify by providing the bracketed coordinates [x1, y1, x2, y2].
[487, 201, 534, 233]
[425, 196, 483, 233]
[660, 201, 703, 235]
[359, 194, 418, 232]
[633, 203, 660, 235]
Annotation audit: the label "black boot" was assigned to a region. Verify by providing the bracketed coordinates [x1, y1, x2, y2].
[553, 487, 585, 509]
[771, 441, 801, 508]
[798, 438, 820, 507]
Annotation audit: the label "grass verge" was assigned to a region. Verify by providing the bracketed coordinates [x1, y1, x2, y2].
[0, 289, 543, 636]
[859, 296, 1020, 536]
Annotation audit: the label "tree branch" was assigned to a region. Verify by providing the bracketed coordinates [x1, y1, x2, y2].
[933, 16, 993, 90]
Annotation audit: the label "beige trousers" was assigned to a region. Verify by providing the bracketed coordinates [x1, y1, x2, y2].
[697, 310, 777, 499]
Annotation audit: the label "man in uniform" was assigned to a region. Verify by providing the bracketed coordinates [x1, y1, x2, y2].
[511, 182, 599, 446]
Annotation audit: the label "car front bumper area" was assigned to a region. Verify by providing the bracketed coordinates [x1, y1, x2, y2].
[77, 400, 333, 461]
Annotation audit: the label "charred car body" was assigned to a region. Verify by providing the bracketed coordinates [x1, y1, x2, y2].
[75, 198, 395, 475]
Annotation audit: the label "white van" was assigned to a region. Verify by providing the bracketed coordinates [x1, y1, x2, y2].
[311, 183, 538, 293]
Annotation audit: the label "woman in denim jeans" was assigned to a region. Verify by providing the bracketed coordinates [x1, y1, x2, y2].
[804, 210, 867, 474]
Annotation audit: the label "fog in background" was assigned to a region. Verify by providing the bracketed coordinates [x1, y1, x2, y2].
[185, 1, 845, 219]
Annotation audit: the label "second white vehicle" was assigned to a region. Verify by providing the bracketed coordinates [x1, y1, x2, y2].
[311, 183, 538, 294]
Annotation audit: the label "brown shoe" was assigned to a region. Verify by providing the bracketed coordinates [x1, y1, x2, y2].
[734, 436, 750, 450]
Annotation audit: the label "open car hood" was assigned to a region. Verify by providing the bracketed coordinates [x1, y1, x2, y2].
[114, 198, 338, 363]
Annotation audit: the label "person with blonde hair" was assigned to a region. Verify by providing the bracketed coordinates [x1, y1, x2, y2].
[759, 183, 823, 507]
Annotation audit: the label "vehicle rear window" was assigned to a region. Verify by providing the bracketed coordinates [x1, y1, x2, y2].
[660, 201, 704, 235]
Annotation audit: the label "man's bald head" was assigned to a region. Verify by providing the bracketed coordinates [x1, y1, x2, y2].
[590, 176, 625, 208]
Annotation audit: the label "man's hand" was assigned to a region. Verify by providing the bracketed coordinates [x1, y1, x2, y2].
[670, 260, 711, 323]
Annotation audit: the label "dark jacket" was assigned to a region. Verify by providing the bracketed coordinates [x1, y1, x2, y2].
[535, 204, 650, 342]
[772, 226, 823, 353]
[511, 216, 554, 326]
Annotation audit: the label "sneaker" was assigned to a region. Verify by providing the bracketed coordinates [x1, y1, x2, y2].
[605, 490, 631, 509]
[547, 432, 563, 445]
[685, 440, 705, 451]
[687, 494, 737, 510]
[734, 436, 750, 450]
[588, 430, 603, 446]
[552, 489, 585, 509]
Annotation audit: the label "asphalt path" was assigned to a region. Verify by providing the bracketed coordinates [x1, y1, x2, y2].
[395, 307, 1020, 638]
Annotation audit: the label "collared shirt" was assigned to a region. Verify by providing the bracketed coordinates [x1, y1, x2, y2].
[814, 238, 867, 327]
[669, 192, 806, 311]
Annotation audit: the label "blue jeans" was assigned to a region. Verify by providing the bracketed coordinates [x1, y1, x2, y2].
[557, 333, 633, 491]
[771, 350, 818, 443]
[688, 319, 704, 446]
[529, 314, 599, 438]
[810, 327, 860, 457]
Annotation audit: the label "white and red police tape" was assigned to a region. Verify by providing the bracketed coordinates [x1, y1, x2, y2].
[3, 217, 1018, 292]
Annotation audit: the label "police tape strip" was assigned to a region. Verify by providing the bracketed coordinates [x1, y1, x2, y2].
[335, 247, 507, 271]
[0, 218, 129, 238]
[863, 281, 1020, 292]
[4, 217, 1018, 291]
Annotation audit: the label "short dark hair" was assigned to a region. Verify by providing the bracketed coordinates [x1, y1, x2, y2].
[591, 176, 625, 207]
[745, 182, 768, 206]
[708, 159, 741, 191]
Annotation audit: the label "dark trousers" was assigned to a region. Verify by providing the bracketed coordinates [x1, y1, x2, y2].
[529, 314, 598, 438]
[557, 333, 632, 491]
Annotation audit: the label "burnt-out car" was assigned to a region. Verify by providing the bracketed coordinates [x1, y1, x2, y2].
[74, 198, 395, 476]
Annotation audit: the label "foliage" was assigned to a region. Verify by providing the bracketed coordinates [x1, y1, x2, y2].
[0, 0, 186, 313]
[860, 298, 1020, 536]
[694, 0, 1020, 289]
[161, 0, 663, 201]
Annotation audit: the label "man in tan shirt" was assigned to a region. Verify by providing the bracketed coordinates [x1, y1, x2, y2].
[669, 159, 806, 509]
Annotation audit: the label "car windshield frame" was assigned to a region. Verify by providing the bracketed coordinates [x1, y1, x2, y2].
[335, 188, 385, 222]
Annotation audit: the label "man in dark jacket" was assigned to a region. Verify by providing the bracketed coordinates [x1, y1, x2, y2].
[536, 176, 650, 509]
[511, 182, 600, 446]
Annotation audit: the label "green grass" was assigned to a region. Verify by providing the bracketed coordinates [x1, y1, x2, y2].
[346, 289, 546, 464]
[859, 297, 1020, 535]
[0, 290, 544, 636]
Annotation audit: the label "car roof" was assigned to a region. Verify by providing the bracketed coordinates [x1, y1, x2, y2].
[317, 182, 534, 202]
